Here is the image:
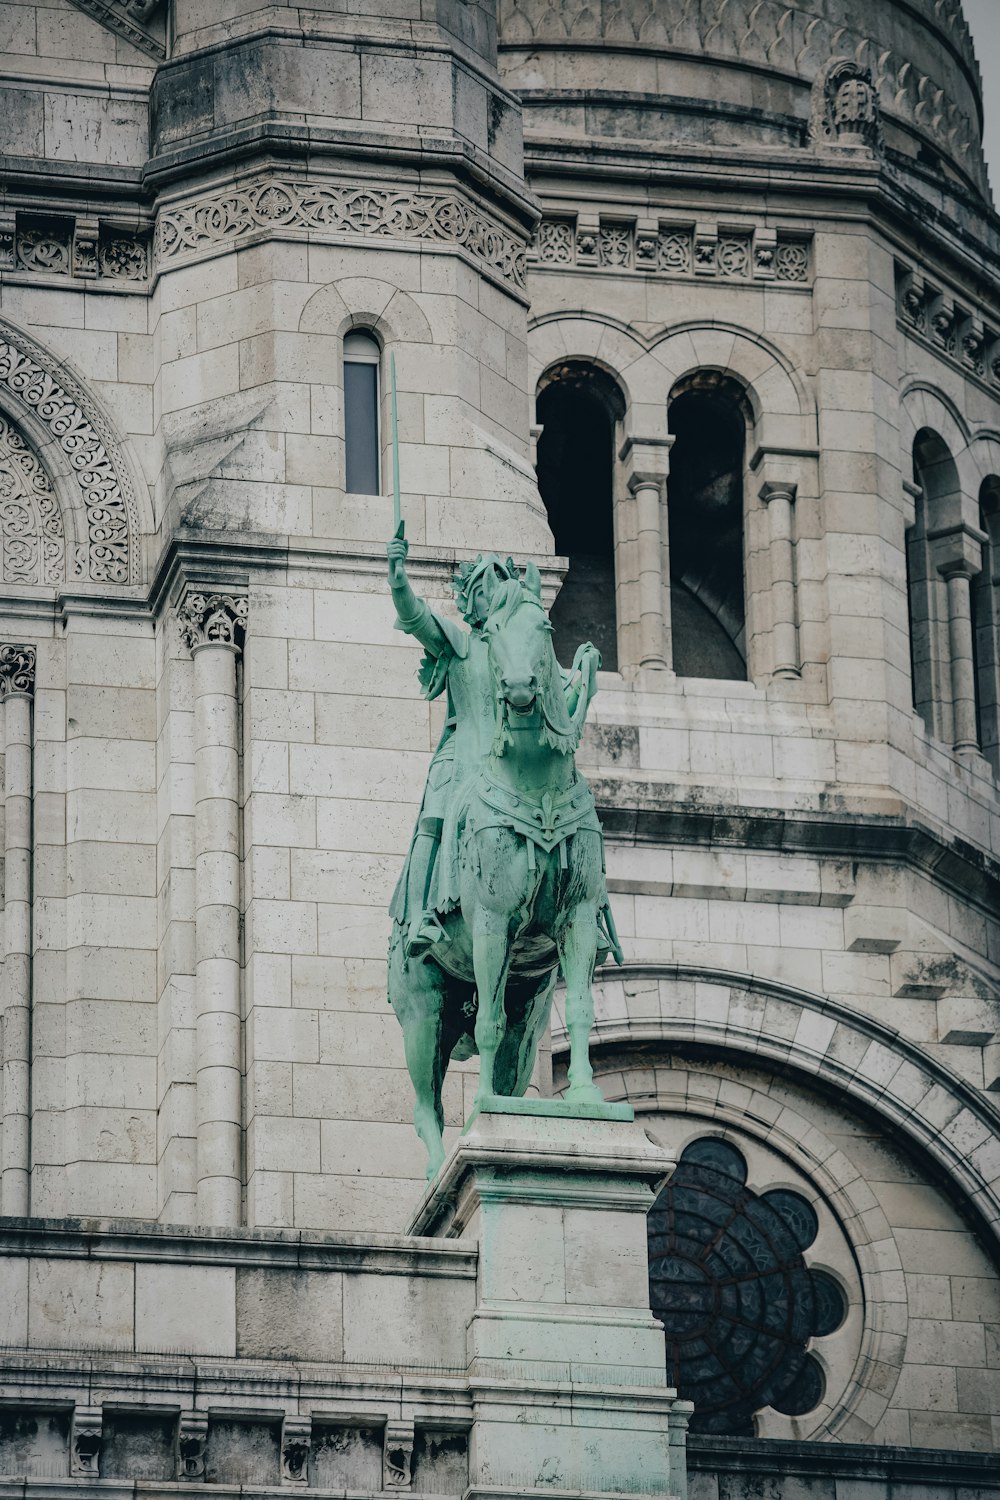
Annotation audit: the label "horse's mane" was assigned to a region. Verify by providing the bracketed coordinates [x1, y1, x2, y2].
[486, 579, 580, 755]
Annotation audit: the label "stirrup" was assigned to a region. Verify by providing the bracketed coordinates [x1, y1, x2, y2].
[404, 912, 446, 958]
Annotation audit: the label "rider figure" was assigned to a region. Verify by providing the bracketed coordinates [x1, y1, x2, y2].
[387, 530, 519, 957]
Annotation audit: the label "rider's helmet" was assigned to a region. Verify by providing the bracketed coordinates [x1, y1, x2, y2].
[453, 554, 518, 626]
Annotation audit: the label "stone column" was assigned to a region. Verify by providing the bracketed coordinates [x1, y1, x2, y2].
[620, 435, 672, 672]
[760, 481, 800, 678]
[0, 644, 35, 1216]
[409, 1102, 691, 1500]
[944, 564, 979, 753]
[931, 526, 985, 756]
[178, 590, 248, 1227]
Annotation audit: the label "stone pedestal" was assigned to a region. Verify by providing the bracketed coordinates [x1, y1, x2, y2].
[408, 1102, 691, 1500]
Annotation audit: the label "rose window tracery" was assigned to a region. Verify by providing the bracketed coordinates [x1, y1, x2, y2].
[647, 1137, 846, 1434]
[0, 414, 65, 585]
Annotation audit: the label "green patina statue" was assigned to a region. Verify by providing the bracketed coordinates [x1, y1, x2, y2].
[386, 528, 624, 1175]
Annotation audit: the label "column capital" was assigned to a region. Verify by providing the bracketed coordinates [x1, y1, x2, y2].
[0, 643, 36, 700]
[759, 479, 798, 506]
[928, 523, 986, 579]
[619, 432, 673, 486]
[178, 590, 248, 653]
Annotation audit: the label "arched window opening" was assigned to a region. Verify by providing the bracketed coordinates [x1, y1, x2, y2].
[908, 429, 961, 738]
[536, 363, 622, 670]
[667, 375, 748, 680]
[973, 480, 1000, 772]
[344, 330, 381, 496]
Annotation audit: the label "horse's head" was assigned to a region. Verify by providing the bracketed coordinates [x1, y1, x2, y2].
[484, 571, 579, 754]
[485, 580, 551, 715]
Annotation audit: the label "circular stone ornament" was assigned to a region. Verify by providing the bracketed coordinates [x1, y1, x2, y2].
[647, 1137, 846, 1434]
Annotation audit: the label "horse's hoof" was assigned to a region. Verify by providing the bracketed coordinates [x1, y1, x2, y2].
[564, 1082, 606, 1108]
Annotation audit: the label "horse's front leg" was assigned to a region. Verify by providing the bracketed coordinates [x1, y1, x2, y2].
[471, 906, 516, 1102]
[556, 898, 605, 1107]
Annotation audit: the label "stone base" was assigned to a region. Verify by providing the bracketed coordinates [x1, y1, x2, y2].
[409, 1106, 691, 1500]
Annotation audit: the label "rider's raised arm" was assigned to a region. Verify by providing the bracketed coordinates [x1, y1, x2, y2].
[387, 532, 453, 658]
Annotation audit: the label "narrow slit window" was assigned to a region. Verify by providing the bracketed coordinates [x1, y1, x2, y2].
[344, 330, 381, 496]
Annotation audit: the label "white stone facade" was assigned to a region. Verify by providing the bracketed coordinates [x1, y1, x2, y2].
[0, 0, 998, 1487]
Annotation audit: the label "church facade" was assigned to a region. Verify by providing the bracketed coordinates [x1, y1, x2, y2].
[0, 0, 998, 1494]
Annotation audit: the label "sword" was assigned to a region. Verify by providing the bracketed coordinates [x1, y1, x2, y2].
[391, 351, 403, 540]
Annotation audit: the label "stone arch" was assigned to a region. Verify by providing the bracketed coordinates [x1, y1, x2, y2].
[299, 278, 433, 346]
[898, 381, 978, 528]
[551, 964, 1000, 1255]
[0, 316, 150, 585]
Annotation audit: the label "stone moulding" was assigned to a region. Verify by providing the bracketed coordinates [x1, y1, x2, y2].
[0, 319, 143, 585]
[896, 259, 1000, 395]
[154, 177, 529, 293]
[66, 0, 166, 60]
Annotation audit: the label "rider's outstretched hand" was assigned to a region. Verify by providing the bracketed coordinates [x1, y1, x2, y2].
[387, 529, 409, 588]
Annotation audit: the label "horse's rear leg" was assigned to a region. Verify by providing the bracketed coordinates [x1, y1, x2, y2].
[556, 902, 605, 1106]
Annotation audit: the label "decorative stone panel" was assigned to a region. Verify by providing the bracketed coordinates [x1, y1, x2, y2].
[0, 643, 36, 699]
[155, 177, 528, 293]
[9, 214, 150, 284]
[70, 1407, 102, 1478]
[0, 416, 65, 585]
[280, 1417, 311, 1485]
[383, 1420, 414, 1490]
[175, 1413, 208, 1481]
[531, 216, 811, 284]
[177, 592, 249, 653]
[896, 260, 1000, 395]
[0, 319, 143, 585]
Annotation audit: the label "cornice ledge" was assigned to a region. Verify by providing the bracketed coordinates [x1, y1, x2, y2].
[66, 0, 165, 60]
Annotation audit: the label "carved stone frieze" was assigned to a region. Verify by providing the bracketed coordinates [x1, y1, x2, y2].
[895, 260, 1000, 395]
[0, 321, 141, 584]
[532, 217, 810, 284]
[177, 591, 249, 653]
[0, 414, 65, 585]
[155, 178, 528, 292]
[0, 643, 36, 699]
[5, 213, 150, 283]
[65, 0, 166, 59]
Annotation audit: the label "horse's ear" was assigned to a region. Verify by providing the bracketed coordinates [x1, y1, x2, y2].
[523, 562, 543, 600]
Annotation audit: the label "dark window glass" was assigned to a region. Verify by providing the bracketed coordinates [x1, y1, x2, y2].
[345, 361, 379, 495]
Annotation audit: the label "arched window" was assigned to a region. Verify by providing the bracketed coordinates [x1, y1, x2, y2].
[908, 430, 961, 739]
[667, 375, 747, 680]
[973, 480, 1000, 772]
[536, 363, 623, 670]
[344, 330, 381, 496]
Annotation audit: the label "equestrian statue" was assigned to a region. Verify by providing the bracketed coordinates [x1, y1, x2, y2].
[386, 525, 624, 1176]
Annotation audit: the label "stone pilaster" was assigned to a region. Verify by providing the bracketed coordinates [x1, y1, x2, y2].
[759, 480, 801, 679]
[0, 643, 35, 1216]
[178, 591, 248, 1227]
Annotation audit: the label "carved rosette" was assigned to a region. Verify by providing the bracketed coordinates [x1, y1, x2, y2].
[177, 591, 249, 653]
[0, 643, 36, 699]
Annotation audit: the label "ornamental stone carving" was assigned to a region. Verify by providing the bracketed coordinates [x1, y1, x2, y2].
[0, 415, 65, 585]
[70, 1407, 103, 1478]
[155, 177, 528, 292]
[533, 219, 810, 283]
[65, 0, 166, 59]
[176, 1414, 208, 1481]
[0, 320, 142, 584]
[0, 644, 36, 699]
[811, 60, 883, 154]
[177, 591, 249, 652]
[382, 1421, 414, 1490]
[281, 1417, 312, 1485]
